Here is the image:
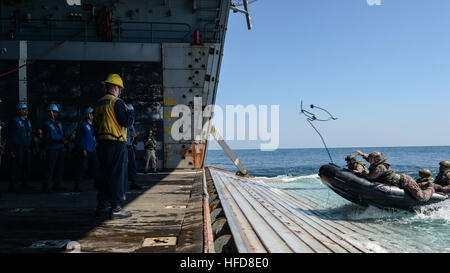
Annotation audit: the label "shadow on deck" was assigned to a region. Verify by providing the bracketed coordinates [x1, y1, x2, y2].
[0, 170, 204, 253]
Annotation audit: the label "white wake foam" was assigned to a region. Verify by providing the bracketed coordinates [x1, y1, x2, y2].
[253, 174, 320, 184]
[343, 235, 388, 253]
[344, 200, 450, 223]
[412, 199, 450, 223]
[347, 206, 409, 220]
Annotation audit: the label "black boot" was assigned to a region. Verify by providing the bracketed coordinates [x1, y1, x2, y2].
[130, 182, 142, 190]
[95, 203, 110, 218]
[110, 206, 132, 220]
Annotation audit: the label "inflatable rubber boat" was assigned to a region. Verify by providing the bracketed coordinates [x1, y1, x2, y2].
[318, 163, 449, 211]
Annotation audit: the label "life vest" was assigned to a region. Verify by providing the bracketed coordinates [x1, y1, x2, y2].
[94, 94, 127, 142]
[10, 116, 32, 146]
[77, 121, 96, 152]
[434, 168, 450, 187]
[348, 160, 369, 175]
[369, 159, 400, 186]
[145, 136, 157, 150]
[416, 177, 434, 189]
[44, 119, 64, 150]
[127, 125, 135, 146]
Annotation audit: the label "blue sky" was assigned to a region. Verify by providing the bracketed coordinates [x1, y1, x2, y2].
[208, 0, 450, 150]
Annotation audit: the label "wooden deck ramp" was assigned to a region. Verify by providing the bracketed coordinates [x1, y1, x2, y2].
[207, 167, 403, 253]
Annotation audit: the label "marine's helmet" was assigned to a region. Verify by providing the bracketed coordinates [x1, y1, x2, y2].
[345, 154, 356, 162]
[126, 104, 134, 111]
[368, 151, 384, 162]
[439, 160, 450, 168]
[419, 169, 432, 178]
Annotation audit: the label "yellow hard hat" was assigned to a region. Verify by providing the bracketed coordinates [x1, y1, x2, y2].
[101, 73, 125, 89]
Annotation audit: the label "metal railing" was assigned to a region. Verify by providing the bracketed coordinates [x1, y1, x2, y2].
[0, 18, 197, 43]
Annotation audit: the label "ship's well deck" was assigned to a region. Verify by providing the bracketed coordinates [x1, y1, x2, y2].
[1, 166, 405, 253]
[0, 170, 204, 253]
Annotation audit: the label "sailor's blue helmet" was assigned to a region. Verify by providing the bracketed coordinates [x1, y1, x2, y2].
[47, 103, 60, 112]
[17, 102, 27, 110]
[85, 107, 94, 115]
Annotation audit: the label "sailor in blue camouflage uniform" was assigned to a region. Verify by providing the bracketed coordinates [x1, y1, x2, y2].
[126, 104, 142, 190]
[73, 107, 98, 192]
[42, 104, 68, 193]
[7, 102, 33, 193]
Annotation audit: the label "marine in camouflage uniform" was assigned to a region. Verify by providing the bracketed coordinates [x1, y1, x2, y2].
[143, 130, 157, 173]
[433, 161, 450, 193]
[355, 150, 435, 202]
[345, 154, 369, 175]
[415, 169, 434, 190]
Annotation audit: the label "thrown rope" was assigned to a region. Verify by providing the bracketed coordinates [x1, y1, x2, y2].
[300, 100, 338, 163]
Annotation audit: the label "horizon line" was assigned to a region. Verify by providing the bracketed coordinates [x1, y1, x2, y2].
[207, 144, 450, 151]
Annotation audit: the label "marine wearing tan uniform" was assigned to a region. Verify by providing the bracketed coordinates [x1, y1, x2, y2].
[345, 154, 369, 175]
[416, 169, 434, 190]
[434, 161, 450, 193]
[143, 130, 157, 173]
[355, 150, 435, 202]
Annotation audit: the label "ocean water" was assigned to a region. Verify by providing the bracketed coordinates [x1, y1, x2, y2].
[205, 146, 450, 253]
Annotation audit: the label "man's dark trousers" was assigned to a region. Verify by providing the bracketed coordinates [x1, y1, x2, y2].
[127, 145, 137, 185]
[97, 140, 128, 208]
[10, 144, 31, 189]
[44, 148, 65, 189]
[76, 150, 99, 188]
